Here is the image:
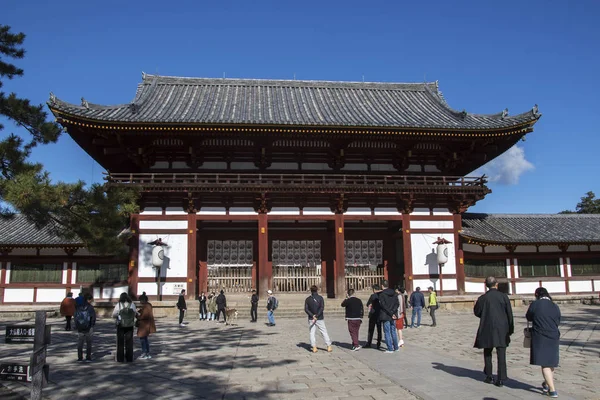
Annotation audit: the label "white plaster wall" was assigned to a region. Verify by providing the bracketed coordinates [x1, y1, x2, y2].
[198, 208, 227, 215]
[72, 262, 77, 284]
[165, 207, 187, 215]
[102, 286, 129, 299]
[442, 278, 457, 291]
[139, 220, 188, 230]
[569, 280, 593, 292]
[5, 262, 10, 283]
[137, 282, 187, 296]
[140, 208, 163, 215]
[374, 209, 400, 215]
[594, 280, 600, 291]
[36, 288, 66, 302]
[303, 208, 334, 215]
[4, 288, 34, 302]
[559, 258, 565, 277]
[515, 246, 537, 253]
[463, 244, 482, 253]
[412, 279, 434, 291]
[62, 262, 68, 284]
[485, 246, 508, 254]
[465, 281, 485, 293]
[513, 259, 519, 278]
[539, 245, 559, 253]
[566, 257, 571, 277]
[541, 281, 566, 294]
[138, 234, 188, 278]
[411, 233, 456, 275]
[515, 282, 540, 295]
[569, 245, 589, 252]
[410, 220, 454, 229]
[138, 282, 159, 296]
[229, 207, 257, 215]
[346, 208, 372, 215]
[410, 209, 452, 216]
[506, 259, 512, 279]
[270, 207, 300, 215]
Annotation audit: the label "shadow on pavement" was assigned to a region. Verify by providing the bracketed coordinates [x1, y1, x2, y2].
[431, 362, 541, 394]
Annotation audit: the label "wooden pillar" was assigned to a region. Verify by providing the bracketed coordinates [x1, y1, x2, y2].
[453, 213, 465, 294]
[128, 215, 140, 298]
[559, 246, 570, 294]
[0, 259, 5, 305]
[187, 213, 197, 298]
[402, 213, 413, 292]
[258, 213, 270, 297]
[66, 260, 74, 294]
[198, 261, 208, 295]
[334, 213, 345, 298]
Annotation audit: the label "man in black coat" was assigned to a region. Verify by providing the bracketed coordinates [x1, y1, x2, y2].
[474, 276, 514, 387]
[216, 290, 227, 323]
[378, 280, 400, 353]
[250, 289, 259, 322]
[177, 289, 187, 327]
[365, 284, 382, 349]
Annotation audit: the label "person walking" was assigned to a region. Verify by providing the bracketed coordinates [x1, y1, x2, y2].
[74, 294, 96, 362]
[402, 287, 409, 328]
[395, 286, 406, 347]
[250, 289, 259, 322]
[216, 290, 227, 323]
[112, 292, 137, 363]
[198, 292, 207, 320]
[304, 285, 332, 353]
[137, 295, 157, 359]
[60, 292, 76, 331]
[474, 276, 514, 387]
[266, 290, 278, 326]
[207, 292, 217, 321]
[365, 284, 382, 349]
[526, 287, 561, 398]
[378, 280, 399, 353]
[341, 288, 364, 351]
[177, 289, 187, 327]
[409, 287, 426, 328]
[427, 286, 438, 327]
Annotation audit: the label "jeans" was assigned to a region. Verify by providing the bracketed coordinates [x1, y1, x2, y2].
[251, 304, 258, 321]
[308, 319, 331, 347]
[382, 320, 399, 351]
[140, 336, 150, 354]
[484, 347, 507, 380]
[207, 312, 214, 320]
[411, 306, 423, 327]
[347, 320, 362, 347]
[199, 302, 207, 319]
[179, 309, 185, 324]
[116, 326, 134, 362]
[429, 306, 437, 326]
[77, 328, 93, 360]
[367, 317, 382, 347]
[267, 310, 275, 325]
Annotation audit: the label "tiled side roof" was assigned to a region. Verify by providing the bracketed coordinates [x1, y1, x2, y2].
[461, 213, 600, 244]
[48, 74, 540, 130]
[0, 215, 82, 247]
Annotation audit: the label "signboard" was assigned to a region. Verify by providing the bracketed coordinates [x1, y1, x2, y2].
[5, 325, 51, 344]
[30, 347, 46, 376]
[0, 364, 31, 382]
[173, 283, 185, 295]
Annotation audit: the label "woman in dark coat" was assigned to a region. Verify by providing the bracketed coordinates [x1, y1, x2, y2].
[137, 297, 157, 359]
[526, 287, 561, 397]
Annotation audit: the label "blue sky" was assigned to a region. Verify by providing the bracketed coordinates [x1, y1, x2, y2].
[2, 0, 599, 214]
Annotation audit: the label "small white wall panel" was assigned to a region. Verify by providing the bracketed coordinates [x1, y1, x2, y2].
[71, 263, 77, 284]
[165, 207, 186, 215]
[137, 282, 158, 296]
[140, 208, 163, 215]
[36, 288, 66, 302]
[569, 280, 593, 292]
[5, 262, 10, 283]
[506, 259, 512, 279]
[62, 262, 68, 284]
[515, 281, 540, 295]
[139, 220, 188, 230]
[465, 281, 485, 293]
[442, 278, 457, 291]
[410, 220, 454, 229]
[102, 286, 129, 299]
[594, 280, 600, 291]
[4, 288, 34, 302]
[412, 279, 435, 291]
[542, 281, 566, 294]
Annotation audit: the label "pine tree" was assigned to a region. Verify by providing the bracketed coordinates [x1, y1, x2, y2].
[0, 25, 138, 254]
[559, 191, 600, 214]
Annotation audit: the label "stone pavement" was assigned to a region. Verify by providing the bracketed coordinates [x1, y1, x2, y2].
[0, 304, 598, 400]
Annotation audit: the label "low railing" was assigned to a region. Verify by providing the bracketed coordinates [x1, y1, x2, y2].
[345, 266, 385, 292]
[108, 172, 488, 191]
[272, 266, 321, 293]
[207, 266, 253, 292]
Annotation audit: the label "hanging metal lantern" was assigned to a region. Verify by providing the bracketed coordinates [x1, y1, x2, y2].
[433, 237, 452, 266]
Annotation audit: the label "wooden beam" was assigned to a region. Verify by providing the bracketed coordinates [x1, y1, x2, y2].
[334, 213, 345, 298]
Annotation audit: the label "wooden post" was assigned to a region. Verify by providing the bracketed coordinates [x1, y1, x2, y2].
[257, 213, 270, 298]
[187, 213, 197, 298]
[402, 213, 413, 292]
[199, 261, 208, 295]
[453, 213, 465, 294]
[0, 259, 5, 305]
[334, 213, 345, 298]
[30, 310, 47, 400]
[129, 215, 139, 298]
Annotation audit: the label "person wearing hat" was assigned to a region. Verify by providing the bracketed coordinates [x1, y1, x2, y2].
[250, 289, 259, 322]
[427, 286, 438, 327]
[266, 290, 278, 326]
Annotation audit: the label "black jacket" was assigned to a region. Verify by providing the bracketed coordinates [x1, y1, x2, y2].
[216, 293, 227, 308]
[473, 288, 514, 348]
[304, 293, 325, 320]
[341, 296, 364, 320]
[198, 295, 207, 304]
[251, 294, 259, 306]
[177, 295, 187, 310]
[378, 288, 399, 322]
[366, 292, 380, 319]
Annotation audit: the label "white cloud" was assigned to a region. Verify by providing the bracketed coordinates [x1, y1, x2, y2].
[476, 145, 534, 185]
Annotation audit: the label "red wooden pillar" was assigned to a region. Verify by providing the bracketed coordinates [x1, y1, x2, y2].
[66, 260, 74, 294]
[334, 213, 345, 298]
[198, 261, 208, 295]
[129, 215, 140, 298]
[402, 213, 413, 292]
[0, 259, 5, 305]
[187, 213, 197, 298]
[258, 213, 270, 297]
[453, 213, 465, 294]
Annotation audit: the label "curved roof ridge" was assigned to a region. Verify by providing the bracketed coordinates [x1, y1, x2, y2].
[463, 213, 600, 218]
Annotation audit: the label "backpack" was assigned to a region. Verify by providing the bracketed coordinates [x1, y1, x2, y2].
[74, 305, 91, 331]
[119, 303, 135, 328]
[272, 297, 279, 310]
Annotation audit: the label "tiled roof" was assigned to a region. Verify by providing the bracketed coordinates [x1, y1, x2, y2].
[0, 215, 82, 247]
[48, 74, 540, 130]
[461, 213, 600, 244]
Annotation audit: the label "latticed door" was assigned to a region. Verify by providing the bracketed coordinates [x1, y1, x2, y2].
[207, 240, 253, 292]
[272, 240, 322, 292]
[345, 240, 385, 291]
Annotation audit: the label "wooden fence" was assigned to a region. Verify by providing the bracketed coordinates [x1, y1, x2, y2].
[207, 266, 253, 292]
[345, 266, 385, 292]
[273, 266, 321, 293]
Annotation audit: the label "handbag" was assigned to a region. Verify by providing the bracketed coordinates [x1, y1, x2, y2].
[523, 322, 532, 348]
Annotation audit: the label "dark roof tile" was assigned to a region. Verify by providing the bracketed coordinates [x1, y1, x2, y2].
[0, 215, 82, 247]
